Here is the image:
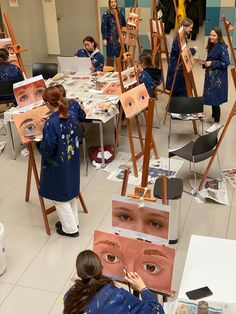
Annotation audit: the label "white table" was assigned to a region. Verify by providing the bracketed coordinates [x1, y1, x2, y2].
[178, 235, 236, 311]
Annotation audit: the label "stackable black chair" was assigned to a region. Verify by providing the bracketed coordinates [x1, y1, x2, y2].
[32, 63, 58, 79]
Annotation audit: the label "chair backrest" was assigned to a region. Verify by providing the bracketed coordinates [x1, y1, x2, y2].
[168, 96, 204, 114]
[192, 126, 223, 156]
[0, 78, 23, 97]
[32, 63, 58, 79]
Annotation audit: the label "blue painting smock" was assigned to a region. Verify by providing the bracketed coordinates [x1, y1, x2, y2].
[101, 9, 126, 57]
[39, 103, 85, 202]
[75, 48, 104, 72]
[0, 62, 23, 101]
[203, 42, 230, 106]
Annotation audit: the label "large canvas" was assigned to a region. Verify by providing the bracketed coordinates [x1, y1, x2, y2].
[121, 67, 137, 88]
[13, 75, 46, 109]
[0, 38, 20, 67]
[119, 83, 149, 119]
[181, 46, 194, 73]
[93, 230, 175, 293]
[112, 195, 170, 244]
[13, 105, 49, 143]
[121, 27, 137, 47]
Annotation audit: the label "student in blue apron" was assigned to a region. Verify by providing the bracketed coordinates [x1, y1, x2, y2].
[75, 36, 104, 72]
[101, 0, 126, 67]
[0, 48, 24, 102]
[201, 27, 230, 133]
[64, 250, 165, 314]
[38, 86, 86, 237]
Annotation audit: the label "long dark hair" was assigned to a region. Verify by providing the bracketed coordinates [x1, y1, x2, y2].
[108, 0, 120, 14]
[42, 86, 69, 119]
[63, 250, 114, 314]
[206, 27, 226, 51]
[0, 48, 9, 63]
[83, 36, 97, 49]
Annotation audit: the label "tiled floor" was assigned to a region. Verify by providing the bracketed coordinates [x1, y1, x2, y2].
[0, 60, 235, 313]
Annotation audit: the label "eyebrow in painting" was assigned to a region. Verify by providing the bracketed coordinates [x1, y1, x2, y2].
[20, 118, 33, 128]
[143, 249, 168, 259]
[95, 240, 120, 249]
[113, 206, 134, 212]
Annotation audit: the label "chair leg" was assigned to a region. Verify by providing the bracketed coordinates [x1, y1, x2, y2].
[0, 119, 7, 136]
[82, 138, 88, 177]
[192, 159, 198, 195]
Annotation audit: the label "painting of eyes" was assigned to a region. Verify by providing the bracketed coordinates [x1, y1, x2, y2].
[119, 83, 149, 118]
[93, 230, 175, 293]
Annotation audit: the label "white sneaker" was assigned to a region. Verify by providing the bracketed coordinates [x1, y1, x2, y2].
[206, 123, 221, 133]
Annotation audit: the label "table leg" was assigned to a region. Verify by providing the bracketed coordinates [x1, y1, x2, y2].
[98, 121, 105, 167]
[7, 121, 16, 160]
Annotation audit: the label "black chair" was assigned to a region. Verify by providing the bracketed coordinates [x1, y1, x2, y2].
[0, 78, 23, 134]
[168, 96, 204, 146]
[32, 63, 58, 79]
[169, 126, 223, 192]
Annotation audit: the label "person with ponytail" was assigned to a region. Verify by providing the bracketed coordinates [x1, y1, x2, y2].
[75, 36, 104, 72]
[64, 250, 165, 314]
[0, 48, 24, 102]
[38, 86, 86, 237]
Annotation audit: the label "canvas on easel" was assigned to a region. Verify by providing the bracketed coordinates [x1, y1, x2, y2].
[181, 46, 194, 73]
[0, 37, 20, 67]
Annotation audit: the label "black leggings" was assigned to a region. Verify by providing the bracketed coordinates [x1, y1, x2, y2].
[212, 105, 221, 123]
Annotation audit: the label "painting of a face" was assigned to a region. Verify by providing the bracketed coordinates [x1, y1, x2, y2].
[0, 38, 19, 67]
[13, 105, 49, 143]
[93, 230, 175, 293]
[112, 195, 170, 243]
[14, 77, 46, 108]
[102, 81, 122, 95]
[119, 83, 149, 119]
[121, 67, 137, 88]
[121, 27, 137, 46]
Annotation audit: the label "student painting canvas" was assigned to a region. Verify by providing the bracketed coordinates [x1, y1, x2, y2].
[181, 46, 194, 73]
[102, 81, 122, 96]
[13, 75, 46, 109]
[93, 230, 175, 293]
[112, 195, 170, 243]
[13, 105, 49, 144]
[121, 67, 137, 88]
[119, 83, 149, 119]
[121, 27, 137, 47]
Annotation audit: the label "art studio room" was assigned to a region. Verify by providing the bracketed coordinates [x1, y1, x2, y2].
[0, 0, 236, 313]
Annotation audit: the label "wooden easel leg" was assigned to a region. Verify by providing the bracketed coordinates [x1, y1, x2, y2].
[25, 152, 33, 201]
[78, 192, 88, 213]
[28, 143, 51, 235]
[134, 115, 144, 152]
[127, 119, 138, 177]
[114, 108, 124, 156]
[143, 111, 159, 159]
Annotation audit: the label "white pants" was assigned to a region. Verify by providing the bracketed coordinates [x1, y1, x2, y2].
[53, 198, 79, 234]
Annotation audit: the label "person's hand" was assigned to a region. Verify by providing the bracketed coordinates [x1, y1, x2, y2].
[41, 113, 51, 121]
[204, 61, 212, 68]
[135, 64, 142, 74]
[90, 65, 95, 73]
[193, 46, 198, 53]
[103, 39, 107, 47]
[124, 271, 147, 292]
[199, 59, 205, 65]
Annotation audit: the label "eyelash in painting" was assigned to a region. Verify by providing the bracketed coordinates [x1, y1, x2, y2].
[19, 94, 28, 102]
[118, 214, 132, 222]
[101, 252, 121, 264]
[24, 123, 37, 132]
[142, 262, 160, 274]
[148, 220, 162, 229]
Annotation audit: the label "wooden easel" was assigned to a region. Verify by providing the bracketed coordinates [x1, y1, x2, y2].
[115, 52, 159, 177]
[163, 24, 198, 134]
[3, 11, 27, 76]
[26, 142, 88, 235]
[222, 16, 236, 68]
[150, 15, 169, 94]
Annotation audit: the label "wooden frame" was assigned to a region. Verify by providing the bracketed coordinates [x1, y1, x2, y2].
[222, 16, 236, 68]
[26, 142, 88, 235]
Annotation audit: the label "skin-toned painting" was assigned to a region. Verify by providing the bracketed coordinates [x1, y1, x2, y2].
[13, 105, 49, 143]
[181, 46, 194, 73]
[121, 67, 137, 88]
[102, 81, 122, 96]
[121, 27, 137, 47]
[93, 230, 175, 293]
[0, 38, 20, 67]
[112, 195, 170, 244]
[13, 75, 46, 108]
[119, 83, 149, 119]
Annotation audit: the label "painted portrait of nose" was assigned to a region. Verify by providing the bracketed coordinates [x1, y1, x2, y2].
[93, 230, 175, 293]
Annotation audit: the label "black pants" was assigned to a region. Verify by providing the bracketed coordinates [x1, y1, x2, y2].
[212, 105, 221, 123]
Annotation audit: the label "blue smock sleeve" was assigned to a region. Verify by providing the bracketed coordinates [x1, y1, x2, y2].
[38, 120, 58, 157]
[166, 36, 179, 90]
[101, 11, 109, 40]
[93, 53, 105, 71]
[120, 288, 165, 314]
[211, 45, 230, 69]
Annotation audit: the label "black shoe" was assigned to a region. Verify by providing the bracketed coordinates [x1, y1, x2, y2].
[55, 221, 62, 229]
[55, 221, 79, 229]
[56, 227, 79, 237]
